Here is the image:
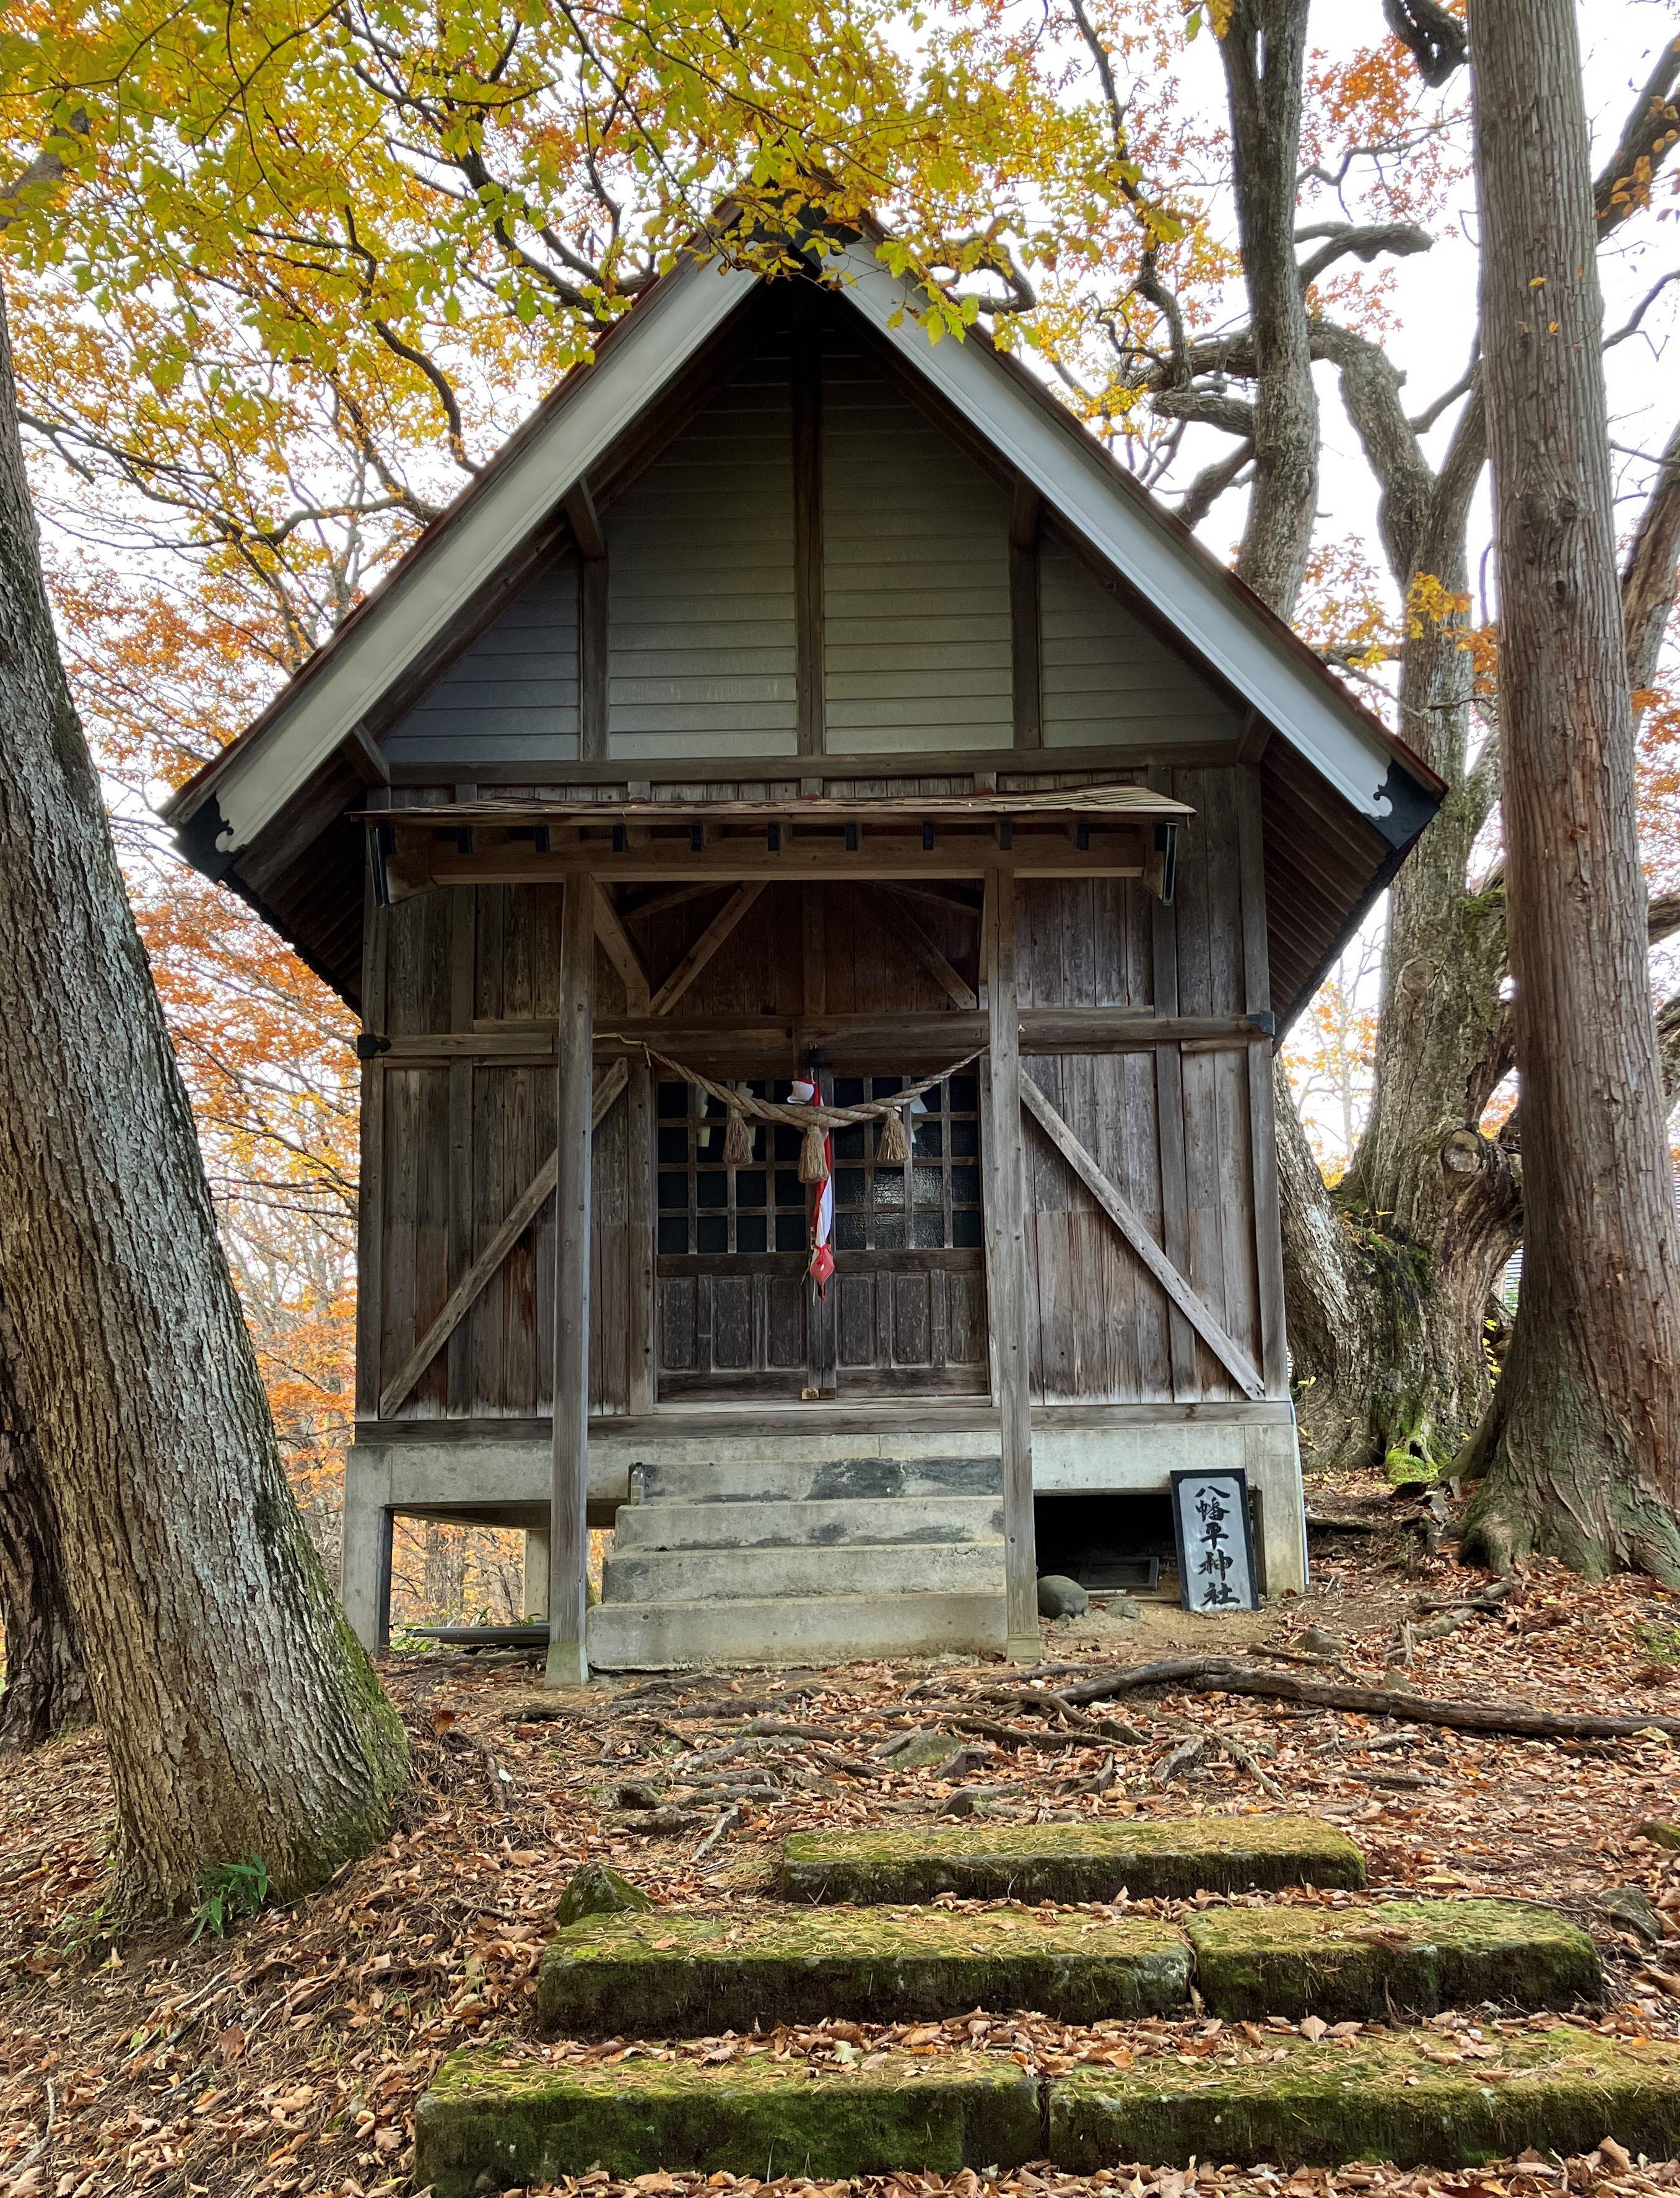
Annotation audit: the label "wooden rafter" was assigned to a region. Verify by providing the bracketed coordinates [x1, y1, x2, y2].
[594, 885, 651, 1011]
[377, 1059, 629, 1419]
[1019, 1070, 1266, 1402]
[876, 887, 978, 1010]
[648, 881, 764, 1016]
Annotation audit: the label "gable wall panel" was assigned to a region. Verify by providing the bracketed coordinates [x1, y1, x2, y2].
[382, 564, 580, 766]
[607, 353, 799, 758]
[1040, 532, 1242, 749]
[822, 338, 1014, 754]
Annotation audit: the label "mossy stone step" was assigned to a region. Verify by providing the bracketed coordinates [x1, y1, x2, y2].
[414, 2048, 1040, 2196]
[779, 1815, 1365, 1906]
[416, 2025, 1680, 2188]
[1190, 1900, 1602, 2022]
[1046, 2025, 1680, 2170]
[537, 1906, 1189, 2037]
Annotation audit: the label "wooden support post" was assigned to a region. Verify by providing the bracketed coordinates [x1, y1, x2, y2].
[547, 874, 596, 1688]
[580, 557, 609, 762]
[626, 1056, 656, 1414]
[446, 887, 477, 1412]
[354, 862, 389, 1423]
[803, 886, 838, 1399]
[984, 868, 1037, 1661]
[524, 1527, 551, 1622]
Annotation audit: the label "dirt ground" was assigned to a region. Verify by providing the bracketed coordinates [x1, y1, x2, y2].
[2, 1474, 1679, 2198]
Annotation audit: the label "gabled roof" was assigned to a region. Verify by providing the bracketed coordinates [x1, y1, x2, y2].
[169, 241, 1438, 859]
[165, 237, 1443, 1024]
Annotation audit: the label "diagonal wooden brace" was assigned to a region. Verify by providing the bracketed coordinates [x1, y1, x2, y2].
[1020, 1069, 1266, 1402]
[377, 1059, 629, 1418]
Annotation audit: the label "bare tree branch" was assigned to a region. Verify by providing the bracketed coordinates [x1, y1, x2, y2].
[1593, 35, 1680, 235]
[1151, 386, 1256, 437]
[1382, 0, 1469, 86]
[1622, 418, 1680, 697]
[1178, 440, 1255, 530]
[1295, 220, 1434, 289]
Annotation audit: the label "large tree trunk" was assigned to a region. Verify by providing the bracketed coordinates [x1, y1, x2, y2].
[1460, 0, 1680, 1578]
[0, 1294, 89, 1748]
[1219, 0, 1318, 617]
[0, 281, 409, 1911]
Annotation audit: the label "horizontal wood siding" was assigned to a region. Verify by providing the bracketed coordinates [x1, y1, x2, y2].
[383, 565, 580, 767]
[1039, 529, 1242, 750]
[607, 355, 799, 760]
[822, 339, 1014, 754]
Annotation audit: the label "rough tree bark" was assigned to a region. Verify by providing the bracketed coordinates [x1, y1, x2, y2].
[0, 1292, 89, 1748]
[1460, 0, 1680, 1578]
[1217, 1, 1318, 617]
[1174, 23, 1680, 1485]
[0, 280, 409, 1911]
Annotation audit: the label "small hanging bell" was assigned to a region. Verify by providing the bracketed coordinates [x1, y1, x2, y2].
[798, 1119, 830, 1184]
[723, 1107, 754, 1169]
[876, 1106, 910, 1165]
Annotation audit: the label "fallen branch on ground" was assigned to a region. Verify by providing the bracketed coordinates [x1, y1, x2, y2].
[1060, 1657, 1680, 1742]
[962, 1688, 1149, 1745]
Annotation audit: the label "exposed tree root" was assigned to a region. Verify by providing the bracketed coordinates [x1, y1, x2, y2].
[1057, 1656, 1680, 1742]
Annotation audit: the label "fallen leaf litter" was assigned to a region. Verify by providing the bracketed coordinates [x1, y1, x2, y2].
[1, 1481, 1678, 2198]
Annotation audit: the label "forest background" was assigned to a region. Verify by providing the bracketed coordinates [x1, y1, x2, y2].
[1, 0, 1676, 1627]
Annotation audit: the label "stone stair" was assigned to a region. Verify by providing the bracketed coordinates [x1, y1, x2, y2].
[585, 1451, 1007, 1669]
[415, 1815, 1680, 2192]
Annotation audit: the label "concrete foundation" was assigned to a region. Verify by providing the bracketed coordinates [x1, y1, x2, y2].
[340, 1402, 1307, 1661]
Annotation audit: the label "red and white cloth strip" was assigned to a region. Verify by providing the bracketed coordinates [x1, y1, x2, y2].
[788, 1079, 835, 1296]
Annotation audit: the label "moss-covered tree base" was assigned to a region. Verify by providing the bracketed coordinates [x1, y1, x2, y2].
[537, 1906, 1189, 2037]
[1047, 2026, 1680, 2170]
[414, 2048, 1041, 2196]
[778, 1815, 1366, 1906]
[1188, 1900, 1601, 2021]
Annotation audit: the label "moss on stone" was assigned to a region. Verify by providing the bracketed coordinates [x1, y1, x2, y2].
[557, 1862, 652, 1929]
[779, 1815, 1365, 1906]
[1045, 2025, 1680, 2171]
[1189, 1900, 1602, 2022]
[413, 2047, 1040, 2196]
[537, 1905, 1189, 2038]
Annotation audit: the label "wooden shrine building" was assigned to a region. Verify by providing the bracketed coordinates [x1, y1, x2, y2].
[167, 239, 1443, 1677]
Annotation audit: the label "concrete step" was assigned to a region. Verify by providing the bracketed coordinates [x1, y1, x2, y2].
[603, 1536, 1004, 1605]
[611, 1492, 1003, 1551]
[634, 1453, 1002, 1505]
[778, 1815, 1367, 1903]
[1188, 1896, 1601, 2022]
[536, 1905, 1190, 2038]
[586, 1588, 1005, 1669]
[416, 2049, 1040, 2195]
[1048, 2024, 1680, 2170]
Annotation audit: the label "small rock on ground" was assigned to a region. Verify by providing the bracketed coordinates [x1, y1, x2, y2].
[1037, 1574, 1089, 1620]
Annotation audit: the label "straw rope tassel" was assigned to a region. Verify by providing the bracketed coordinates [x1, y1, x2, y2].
[798, 1120, 830, 1184]
[876, 1106, 910, 1166]
[722, 1106, 754, 1169]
